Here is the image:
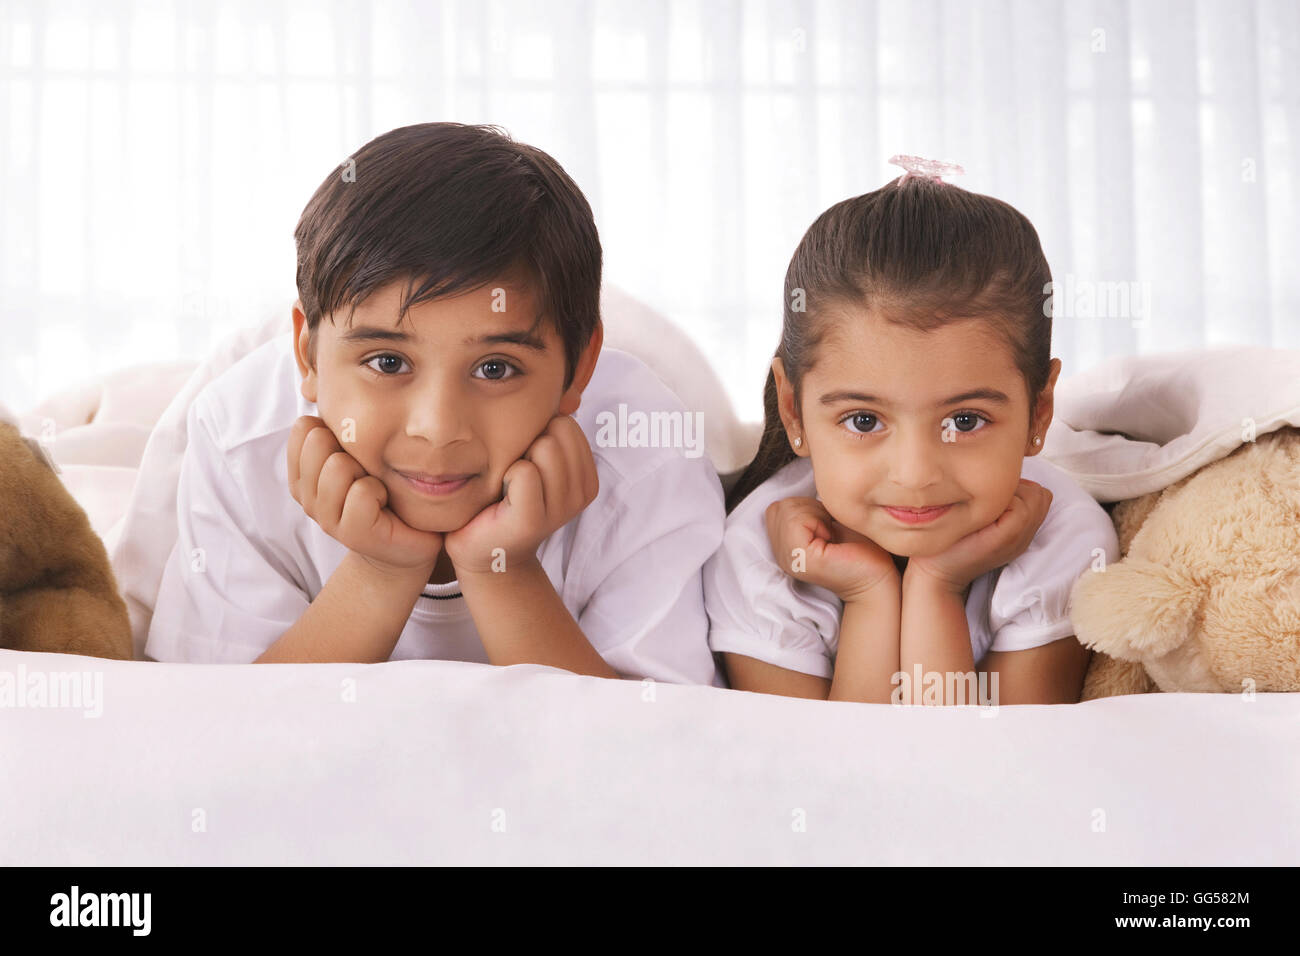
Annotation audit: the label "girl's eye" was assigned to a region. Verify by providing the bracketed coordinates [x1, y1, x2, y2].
[944, 412, 990, 435]
[841, 412, 882, 435]
[364, 354, 410, 376]
[473, 358, 520, 381]
[840, 411, 991, 437]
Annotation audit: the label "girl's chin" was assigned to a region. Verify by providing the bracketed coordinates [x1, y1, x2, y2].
[870, 529, 946, 560]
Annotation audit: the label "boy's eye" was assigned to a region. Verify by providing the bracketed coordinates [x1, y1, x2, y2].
[364, 353, 410, 375]
[473, 358, 519, 381]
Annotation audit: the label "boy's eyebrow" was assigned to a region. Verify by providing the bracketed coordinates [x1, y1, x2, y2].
[819, 388, 1012, 407]
[470, 330, 548, 351]
[337, 326, 548, 350]
[338, 326, 412, 344]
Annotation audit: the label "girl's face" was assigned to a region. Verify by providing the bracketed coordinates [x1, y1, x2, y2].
[773, 308, 1060, 559]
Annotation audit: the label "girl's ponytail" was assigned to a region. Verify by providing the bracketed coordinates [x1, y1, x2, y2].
[725, 365, 799, 513]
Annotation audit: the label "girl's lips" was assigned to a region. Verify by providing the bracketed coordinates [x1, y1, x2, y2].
[882, 504, 952, 525]
[398, 471, 475, 497]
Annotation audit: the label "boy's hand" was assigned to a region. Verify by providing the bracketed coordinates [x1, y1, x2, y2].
[905, 478, 1052, 595]
[287, 415, 443, 576]
[765, 496, 899, 604]
[444, 415, 598, 576]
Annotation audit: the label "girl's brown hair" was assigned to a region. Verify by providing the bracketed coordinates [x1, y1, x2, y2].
[726, 175, 1054, 513]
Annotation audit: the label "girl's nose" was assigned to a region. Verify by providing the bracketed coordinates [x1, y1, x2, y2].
[888, 426, 943, 490]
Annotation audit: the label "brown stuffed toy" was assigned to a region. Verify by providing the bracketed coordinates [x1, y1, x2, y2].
[1071, 426, 1300, 699]
[0, 420, 133, 660]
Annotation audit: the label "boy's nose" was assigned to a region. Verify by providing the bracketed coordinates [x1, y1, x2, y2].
[404, 380, 471, 446]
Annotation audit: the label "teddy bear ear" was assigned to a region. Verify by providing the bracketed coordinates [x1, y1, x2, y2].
[1069, 558, 1200, 661]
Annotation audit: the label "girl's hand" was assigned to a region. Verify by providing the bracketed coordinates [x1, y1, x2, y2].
[764, 496, 899, 603]
[905, 478, 1052, 595]
[287, 415, 444, 576]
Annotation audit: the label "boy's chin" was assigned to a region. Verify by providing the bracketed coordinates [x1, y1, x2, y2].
[391, 500, 479, 536]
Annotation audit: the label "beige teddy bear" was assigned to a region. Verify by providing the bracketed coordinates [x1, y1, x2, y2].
[0, 414, 133, 660]
[1071, 426, 1300, 698]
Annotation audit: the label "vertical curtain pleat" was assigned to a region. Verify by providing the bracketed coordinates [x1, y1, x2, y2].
[708, 0, 746, 399]
[1199, 0, 1270, 345]
[1010, 0, 1080, 368]
[838, 0, 879, 194]
[1259, 0, 1300, 347]
[1066, 0, 1138, 369]
[553, 0, 600, 221]
[1131, 0, 1207, 350]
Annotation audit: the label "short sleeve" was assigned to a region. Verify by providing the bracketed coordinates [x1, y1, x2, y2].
[568, 453, 726, 686]
[703, 524, 841, 680]
[144, 398, 311, 663]
[986, 496, 1120, 654]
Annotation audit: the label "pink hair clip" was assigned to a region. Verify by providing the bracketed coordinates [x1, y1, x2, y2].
[888, 154, 965, 183]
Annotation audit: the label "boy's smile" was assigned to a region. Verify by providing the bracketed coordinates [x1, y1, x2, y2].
[291, 274, 586, 537]
[775, 309, 1059, 559]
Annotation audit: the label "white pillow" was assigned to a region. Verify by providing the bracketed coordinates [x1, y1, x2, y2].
[1043, 345, 1300, 501]
[111, 308, 288, 659]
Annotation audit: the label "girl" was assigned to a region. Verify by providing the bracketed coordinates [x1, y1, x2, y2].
[704, 160, 1119, 705]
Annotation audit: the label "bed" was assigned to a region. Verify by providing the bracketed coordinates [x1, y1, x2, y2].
[3, 289, 1298, 865]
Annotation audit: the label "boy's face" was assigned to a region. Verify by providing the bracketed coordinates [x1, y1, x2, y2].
[292, 276, 597, 534]
[776, 308, 1058, 559]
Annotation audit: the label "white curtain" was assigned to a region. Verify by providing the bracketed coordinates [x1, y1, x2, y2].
[2, 0, 1296, 423]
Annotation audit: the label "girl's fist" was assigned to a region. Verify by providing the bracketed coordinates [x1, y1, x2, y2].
[764, 496, 900, 603]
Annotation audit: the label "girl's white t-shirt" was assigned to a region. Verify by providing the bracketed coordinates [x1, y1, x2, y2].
[704, 454, 1119, 678]
[144, 336, 726, 687]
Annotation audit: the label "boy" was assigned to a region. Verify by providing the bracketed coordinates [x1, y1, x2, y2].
[144, 122, 724, 685]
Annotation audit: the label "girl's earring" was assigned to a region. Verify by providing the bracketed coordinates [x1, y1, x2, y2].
[793, 436, 803, 449]
[1032, 436, 1042, 446]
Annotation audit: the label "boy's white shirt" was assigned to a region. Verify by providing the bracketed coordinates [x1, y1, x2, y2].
[704, 454, 1120, 679]
[144, 336, 726, 687]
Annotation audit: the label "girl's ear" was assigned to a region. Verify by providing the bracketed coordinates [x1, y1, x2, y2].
[1027, 358, 1061, 454]
[291, 300, 319, 404]
[772, 356, 808, 457]
[558, 319, 604, 416]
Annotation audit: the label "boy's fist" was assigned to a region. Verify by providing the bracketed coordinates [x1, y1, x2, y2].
[765, 496, 900, 603]
[286, 415, 443, 575]
[444, 415, 599, 575]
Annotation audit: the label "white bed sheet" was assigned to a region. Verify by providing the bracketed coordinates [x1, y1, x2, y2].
[7, 312, 1300, 866]
[2, 648, 1295, 865]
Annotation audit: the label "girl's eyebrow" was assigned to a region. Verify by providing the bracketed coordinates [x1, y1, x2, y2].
[819, 388, 1011, 406]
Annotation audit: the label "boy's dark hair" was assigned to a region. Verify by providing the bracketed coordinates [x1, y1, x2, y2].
[294, 122, 601, 386]
[726, 175, 1054, 513]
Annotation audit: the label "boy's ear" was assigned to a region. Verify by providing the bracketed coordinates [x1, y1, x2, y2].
[558, 319, 604, 416]
[291, 300, 319, 404]
[772, 356, 808, 458]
